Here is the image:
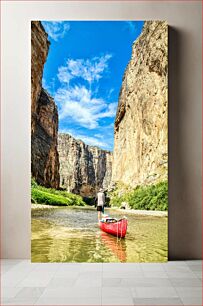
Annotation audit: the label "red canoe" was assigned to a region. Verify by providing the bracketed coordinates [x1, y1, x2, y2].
[99, 218, 128, 238]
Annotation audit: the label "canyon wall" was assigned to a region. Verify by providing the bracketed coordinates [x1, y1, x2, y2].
[31, 21, 49, 132]
[31, 21, 60, 188]
[112, 21, 168, 187]
[58, 133, 112, 197]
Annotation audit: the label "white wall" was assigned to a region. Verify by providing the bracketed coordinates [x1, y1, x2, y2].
[1, 1, 202, 259]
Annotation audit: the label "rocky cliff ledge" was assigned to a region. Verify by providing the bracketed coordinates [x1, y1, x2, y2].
[31, 21, 60, 188]
[58, 133, 112, 197]
[112, 21, 168, 187]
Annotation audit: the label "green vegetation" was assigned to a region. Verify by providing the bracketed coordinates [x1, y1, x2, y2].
[109, 181, 168, 211]
[31, 179, 85, 206]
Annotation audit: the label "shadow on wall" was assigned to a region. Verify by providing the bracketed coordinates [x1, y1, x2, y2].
[168, 27, 202, 260]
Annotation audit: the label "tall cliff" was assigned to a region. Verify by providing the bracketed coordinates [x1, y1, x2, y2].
[112, 21, 168, 187]
[31, 21, 49, 132]
[31, 21, 60, 188]
[58, 133, 113, 197]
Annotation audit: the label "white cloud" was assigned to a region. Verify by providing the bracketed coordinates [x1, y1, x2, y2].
[57, 66, 72, 84]
[75, 135, 109, 148]
[42, 77, 56, 95]
[108, 88, 114, 98]
[42, 21, 70, 41]
[57, 54, 112, 85]
[96, 102, 117, 119]
[125, 21, 139, 34]
[94, 133, 104, 139]
[59, 128, 111, 150]
[55, 85, 117, 130]
[42, 78, 50, 91]
[55, 53, 116, 134]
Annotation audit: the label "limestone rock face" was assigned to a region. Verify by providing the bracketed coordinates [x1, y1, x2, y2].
[112, 21, 168, 187]
[31, 21, 60, 188]
[31, 21, 50, 133]
[31, 89, 60, 188]
[58, 133, 113, 197]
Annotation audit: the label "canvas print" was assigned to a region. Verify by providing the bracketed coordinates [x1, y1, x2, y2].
[31, 21, 168, 262]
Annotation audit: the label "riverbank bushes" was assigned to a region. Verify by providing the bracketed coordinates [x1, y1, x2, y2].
[109, 181, 168, 211]
[31, 179, 85, 206]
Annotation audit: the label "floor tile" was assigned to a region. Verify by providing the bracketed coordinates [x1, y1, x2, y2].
[17, 272, 56, 287]
[163, 265, 192, 273]
[193, 271, 202, 279]
[102, 297, 134, 305]
[103, 263, 142, 272]
[47, 277, 77, 288]
[35, 297, 102, 305]
[186, 260, 202, 266]
[1, 259, 202, 306]
[75, 277, 102, 287]
[143, 271, 168, 278]
[2, 287, 23, 299]
[180, 296, 202, 305]
[103, 270, 144, 279]
[41, 287, 101, 298]
[34, 263, 60, 272]
[0, 259, 25, 265]
[2, 296, 39, 305]
[57, 263, 82, 272]
[188, 264, 202, 272]
[166, 271, 197, 279]
[175, 287, 202, 298]
[14, 287, 45, 298]
[1, 265, 15, 274]
[164, 261, 187, 266]
[170, 277, 202, 287]
[102, 287, 132, 299]
[102, 278, 123, 287]
[141, 263, 165, 272]
[79, 271, 102, 279]
[135, 286, 179, 298]
[2, 262, 38, 287]
[133, 297, 183, 305]
[1, 299, 10, 305]
[54, 270, 80, 278]
[124, 277, 172, 288]
[80, 263, 102, 271]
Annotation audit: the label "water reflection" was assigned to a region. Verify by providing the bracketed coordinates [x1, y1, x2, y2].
[100, 232, 127, 262]
[31, 206, 167, 262]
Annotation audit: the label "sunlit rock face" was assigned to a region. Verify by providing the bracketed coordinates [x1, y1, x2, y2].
[112, 21, 168, 187]
[31, 21, 60, 188]
[58, 133, 113, 197]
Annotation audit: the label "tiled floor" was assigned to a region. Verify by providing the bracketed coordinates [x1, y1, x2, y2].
[1, 260, 202, 305]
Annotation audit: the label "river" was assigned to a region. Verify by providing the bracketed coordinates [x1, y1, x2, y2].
[31, 206, 168, 263]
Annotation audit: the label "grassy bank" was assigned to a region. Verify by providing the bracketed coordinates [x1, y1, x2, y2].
[109, 181, 168, 211]
[31, 179, 85, 206]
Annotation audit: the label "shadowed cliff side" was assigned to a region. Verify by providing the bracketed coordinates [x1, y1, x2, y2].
[112, 21, 168, 187]
[58, 133, 112, 197]
[31, 21, 60, 188]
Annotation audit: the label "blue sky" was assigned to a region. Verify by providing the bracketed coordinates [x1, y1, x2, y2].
[42, 21, 144, 151]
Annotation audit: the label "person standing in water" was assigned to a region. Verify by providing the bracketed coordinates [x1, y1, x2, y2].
[96, 189, 105, 221]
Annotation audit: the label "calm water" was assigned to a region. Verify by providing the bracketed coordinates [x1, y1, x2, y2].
[31, 206, 168, 263]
